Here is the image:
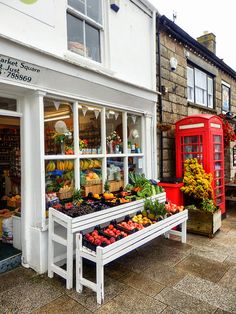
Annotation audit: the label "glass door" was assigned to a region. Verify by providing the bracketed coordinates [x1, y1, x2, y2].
[213, 134, 224, 206]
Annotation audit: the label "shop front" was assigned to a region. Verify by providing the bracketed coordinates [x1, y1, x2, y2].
[0, 39, 157, 273]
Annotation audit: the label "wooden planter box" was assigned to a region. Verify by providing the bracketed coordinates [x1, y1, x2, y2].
[187, 208, 221, 238]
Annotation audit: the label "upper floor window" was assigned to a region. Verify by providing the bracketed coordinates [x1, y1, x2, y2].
[187, 65, 214, 109]
[67, 0, 102, 63]
[222, 82, 230, 113]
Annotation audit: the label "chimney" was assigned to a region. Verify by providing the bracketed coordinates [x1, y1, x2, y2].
[197, 31, 216, 54]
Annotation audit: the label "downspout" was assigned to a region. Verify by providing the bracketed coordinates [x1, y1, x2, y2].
[156, 16, 163, 179]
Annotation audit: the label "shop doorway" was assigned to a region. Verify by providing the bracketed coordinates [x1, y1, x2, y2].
[0, 114, 22, 273]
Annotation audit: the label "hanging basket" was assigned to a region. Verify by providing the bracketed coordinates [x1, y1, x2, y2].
[157, 123, 173, 132]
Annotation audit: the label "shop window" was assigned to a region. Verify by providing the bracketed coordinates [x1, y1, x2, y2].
[128, 156, 143, 175]
[107, 157, 124, 192]
[222, 82, 230, 113]
[79, 105, 101, 154]
[44, 100, 74, 155]
[187, 65, 214, 108]
[67, 0, 102, 62]
[127, 114, 142, 153]
[45, 159, 75, 207]
[0, 97, 17, 111]
[80, 158, 102, 195]
[106, 110, 123, 154]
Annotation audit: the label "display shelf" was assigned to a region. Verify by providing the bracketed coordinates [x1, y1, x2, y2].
[76, 210, 188, 304]
[48, 192, 166, 289]
[225, 196, 236, 202]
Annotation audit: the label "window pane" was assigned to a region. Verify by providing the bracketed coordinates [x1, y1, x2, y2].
[195, 87, 206, 105]
[78, 105, 101, 154]
[87, 0, 102, 24]
[67, 13, 85, 56]
[44, 99, 74, 155]
[106, 110, 123, 154]
[80, 158, 102, 196]
[45, 159, 75, 208]
[222, 84, 230, 112]
[107, 157, 124, 192]
[195, 68, 207, 89]
[187, 86, 194, 102]
[127, 114, 142, 153]
[187, 66, 194, 87]
[68, 0, 85, 14]
[85, 23, 101, 62]
[128, 157, 143, 175]
[0, 97, 17, 111]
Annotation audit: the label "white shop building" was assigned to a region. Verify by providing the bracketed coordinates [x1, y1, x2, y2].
[0, 0, 158, 273]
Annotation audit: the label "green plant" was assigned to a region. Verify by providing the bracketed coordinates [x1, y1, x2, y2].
[73, 189, 82, 201]
[201, 199, 218, 213]
[104, 180, 110, 192]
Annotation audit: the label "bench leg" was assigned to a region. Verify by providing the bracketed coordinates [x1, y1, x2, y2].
[66, 231, 73, 289]
[181, 220, 187, 243]
[76, 248, 83, 293]
[48, 216, 54, 278]
[96, 249, 104, 305]
[164, 232, 169, 239]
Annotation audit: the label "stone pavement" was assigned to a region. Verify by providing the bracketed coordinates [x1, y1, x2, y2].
[0, 208, 236, 314]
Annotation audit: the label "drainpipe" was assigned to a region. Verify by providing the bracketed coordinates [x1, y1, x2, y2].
[156, 17, 163, 179]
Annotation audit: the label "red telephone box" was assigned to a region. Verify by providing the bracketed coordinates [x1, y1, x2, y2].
[175, 114, 225, 215]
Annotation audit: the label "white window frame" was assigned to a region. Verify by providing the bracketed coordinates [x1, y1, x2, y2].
[67, 0, 104, 63]
[43, 99, 145, 203]
[187, 65, 214, 109]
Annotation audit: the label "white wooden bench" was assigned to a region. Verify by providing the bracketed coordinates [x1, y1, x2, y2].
[48, 193, 166, 289]
[76, 210, 188, 304]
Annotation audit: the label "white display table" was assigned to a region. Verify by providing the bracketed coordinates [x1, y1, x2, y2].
[48, 192, 166, 289]
[76, 210, 188, 304]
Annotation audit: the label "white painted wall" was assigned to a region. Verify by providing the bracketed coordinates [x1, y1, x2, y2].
[0, 0, 156, 90]
[109, 0, 155, 89]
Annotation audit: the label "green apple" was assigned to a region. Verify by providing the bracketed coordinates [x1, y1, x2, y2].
[20, 0, 38, 4]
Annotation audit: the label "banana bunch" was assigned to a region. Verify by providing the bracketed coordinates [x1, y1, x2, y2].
[57, 160, 65, 171]
[80, 159, 102, 170]
[46, 161, 56, 172]
[64, 160, 74, 171]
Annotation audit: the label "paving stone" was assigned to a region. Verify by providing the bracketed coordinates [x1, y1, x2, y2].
[121, 271, 164, 297]
[186, 233, 212, 248]
[95, 287, 167, 314]
[214, 309, 233, 314]
[0, 276, 64, 314]
[0, 266, 37, 293]
[33, 295, 92, 314]
[155, 287, 217, 314]
[144, 263, 186, 286]
[175, 254, 230, 283]
[160, 306, 184, 314]
[67, 275, 128, 312]
[174, 274, 236, 313]
[218, 266, 236, 291]
[224, 255, 236, 264]
[189, 247, 228, 263]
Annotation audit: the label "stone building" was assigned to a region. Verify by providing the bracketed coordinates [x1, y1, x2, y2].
[156, 15, 236, 181]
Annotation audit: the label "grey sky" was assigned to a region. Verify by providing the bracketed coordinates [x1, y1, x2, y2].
[150, 0, 236, 71]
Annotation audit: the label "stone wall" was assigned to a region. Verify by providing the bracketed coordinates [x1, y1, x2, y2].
[157, 30, 236, 180]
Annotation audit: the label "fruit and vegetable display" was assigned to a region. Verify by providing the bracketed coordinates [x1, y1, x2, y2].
[82, 201, 185, 251]
[46, 171, 166, 218]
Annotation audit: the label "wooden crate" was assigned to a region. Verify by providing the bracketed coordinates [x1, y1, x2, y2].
[109, 180, 124, 192]
[187, 208, 221, 238]
[84, 184, 102, 196]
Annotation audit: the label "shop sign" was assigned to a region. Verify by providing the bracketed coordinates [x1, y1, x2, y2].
[0, 55, 42, 85]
